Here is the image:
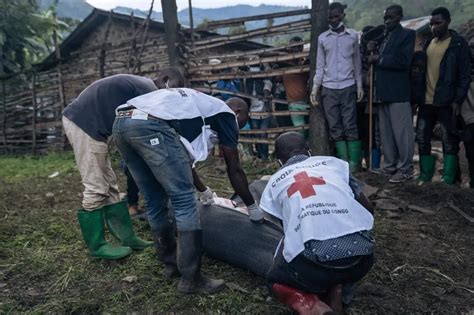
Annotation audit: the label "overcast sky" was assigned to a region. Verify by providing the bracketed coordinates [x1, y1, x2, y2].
[86, 0, 311, 11]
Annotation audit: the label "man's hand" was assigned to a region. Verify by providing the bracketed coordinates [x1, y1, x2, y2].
[310, 85, 320, 106]
[367, 55, 379, 64]
[199, 187, 215, 206]
[357, 87, 364, 102]
[367, 41, 378, 52]
[451, 103, 461, 116]
[247, 203, 264, 223]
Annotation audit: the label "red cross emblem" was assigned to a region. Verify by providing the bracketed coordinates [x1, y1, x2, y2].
[287, 171, 326, 199]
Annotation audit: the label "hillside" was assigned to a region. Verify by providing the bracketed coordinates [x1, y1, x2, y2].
[341, 0, 474, 29]
[37, 0, 473, 31]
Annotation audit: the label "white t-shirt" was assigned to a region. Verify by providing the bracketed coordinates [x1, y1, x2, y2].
[260, 156, 374, 263]
[124, 88, 236, 164]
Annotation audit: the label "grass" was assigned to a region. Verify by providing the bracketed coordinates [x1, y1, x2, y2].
[0, 153, 287, 314]
[0, 152, 76, 182]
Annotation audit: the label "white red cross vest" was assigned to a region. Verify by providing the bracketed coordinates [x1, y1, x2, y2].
[260, 156, 374, 262]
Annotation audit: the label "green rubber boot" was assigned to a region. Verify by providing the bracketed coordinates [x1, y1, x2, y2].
[417, 155, 436, 183]
[348, 140, 362, 173]
[335, 141, 349, 162]
[441, 154, 458, 185]
[77, 208, 132, 260]
[104, 201, 153, 250]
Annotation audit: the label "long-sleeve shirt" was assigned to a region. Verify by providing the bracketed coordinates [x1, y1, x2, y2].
[314, 28, 362, 90]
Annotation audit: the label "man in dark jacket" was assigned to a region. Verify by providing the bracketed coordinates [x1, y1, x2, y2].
[367, 5, 416, 183]
[416, 7, 471, 185]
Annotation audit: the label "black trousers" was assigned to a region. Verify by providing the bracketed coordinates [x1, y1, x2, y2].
[416, 105, 460, 155]
[266, 244, 374, 294]
[124, 164, 139, 205]
[463, 123, 474, 187]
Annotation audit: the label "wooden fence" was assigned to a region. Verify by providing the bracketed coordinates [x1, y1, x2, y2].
[184, 8, 312, 145]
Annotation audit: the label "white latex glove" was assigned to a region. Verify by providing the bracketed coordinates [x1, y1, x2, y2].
[199, 187, 215, 206]
[310, 85, 320, 106]
[247, 203, 264, 223]
[357, 87, 364, 102]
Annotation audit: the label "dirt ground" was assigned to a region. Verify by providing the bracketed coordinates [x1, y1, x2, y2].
[0, 154, 473, 314]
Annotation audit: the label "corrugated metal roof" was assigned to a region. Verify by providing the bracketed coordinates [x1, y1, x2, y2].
[401, 16, 431, 32]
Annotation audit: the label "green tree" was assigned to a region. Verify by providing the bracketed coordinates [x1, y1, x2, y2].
[0, 0, 69, 73]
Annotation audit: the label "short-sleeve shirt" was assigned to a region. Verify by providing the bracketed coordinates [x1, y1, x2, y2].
[63, 74, 156, 142]
[125, 88, 239, 162]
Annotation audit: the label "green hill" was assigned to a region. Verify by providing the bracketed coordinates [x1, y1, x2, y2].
[341, 0, 474, 30]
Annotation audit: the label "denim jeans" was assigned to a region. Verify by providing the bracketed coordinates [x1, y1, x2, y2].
[112, 116, 200, 232]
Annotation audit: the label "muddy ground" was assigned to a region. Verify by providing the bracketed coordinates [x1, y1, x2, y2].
[0, 154, 473, 314]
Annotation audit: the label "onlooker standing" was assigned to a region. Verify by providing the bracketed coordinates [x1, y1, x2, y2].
[367, 5, 416, 183]
[282, 36, 310, 137]
[416, 7, 471, 185]
[310, 2, 364, 172]
[459, 21, 474, 188]
[244, 66, 273, 160]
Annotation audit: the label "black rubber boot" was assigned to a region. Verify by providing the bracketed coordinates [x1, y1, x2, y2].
[152, 224, 180, 279]
[177, 230, 225, 294]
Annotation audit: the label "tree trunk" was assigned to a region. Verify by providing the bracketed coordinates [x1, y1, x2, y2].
[308, 0, 331, 155]
[161, 0, 179, 67]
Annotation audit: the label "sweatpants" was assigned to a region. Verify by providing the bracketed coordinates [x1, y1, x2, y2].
[378, 102, 415, 175]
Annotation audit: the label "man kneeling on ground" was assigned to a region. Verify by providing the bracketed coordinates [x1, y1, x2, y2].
[261, 132, 375, 313]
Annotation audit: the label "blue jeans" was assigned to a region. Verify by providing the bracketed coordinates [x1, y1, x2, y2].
[112, 116, 200, 232]
[250, 117, 272, 160]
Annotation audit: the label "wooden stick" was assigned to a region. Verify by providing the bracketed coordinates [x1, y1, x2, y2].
[368, 63, 374, 169]
[193, 86, 290, 104]
[31, 72, 37, 155]
[238, 138, 275, 144]
[196, 9, 311, 30]
[188, 41, 310, 63]
[447, 202, 474, 224]
[132, 0, 155, 74]
[188, 51, 308, 73]
[239, 125, 309, 135]
[250, 111, 309, 118]
[99, 10, 114, 78]
[1, 81, 7, 152]
[189, 19, 311, 48]
[189, 65, 310, 81]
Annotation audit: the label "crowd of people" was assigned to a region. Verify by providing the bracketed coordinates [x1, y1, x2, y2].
[60, 2, 472, 315]
[211, 3, 473, 188]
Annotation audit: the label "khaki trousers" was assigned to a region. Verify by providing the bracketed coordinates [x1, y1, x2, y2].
[63, 116, 120, 210]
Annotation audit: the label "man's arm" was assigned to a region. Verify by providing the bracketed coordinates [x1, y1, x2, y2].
[377, 30, 415, 71]
[221, 145, 255, 206]
[314, 35, 326, 88]
[356, 192, 375, 214]
[192, 168, 206, 193]
[353, 34, 363, 90]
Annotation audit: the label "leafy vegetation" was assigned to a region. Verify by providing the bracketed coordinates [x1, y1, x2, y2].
[341, 0, 474, 30]
[0, 0, 77, 73]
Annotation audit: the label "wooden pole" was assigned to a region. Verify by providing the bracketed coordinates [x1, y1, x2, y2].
[31, 72, 37, 155]
[308, 0, 330, 155]
[368, 64, 374, 169]
[53, 13, 66, 109]
[197, 8, 311, 30]
[132, 0, 155, 74]
[161, 0, 179, 66]
[1, 81, 7, 153]
[99, 10, 114, 78]
[188, 0, 194, 49]
[0, 44, 7, 153]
